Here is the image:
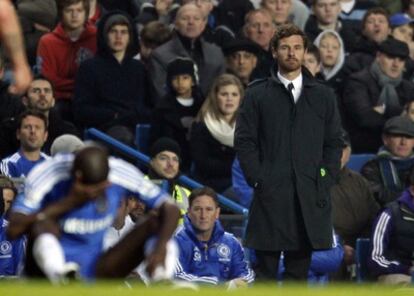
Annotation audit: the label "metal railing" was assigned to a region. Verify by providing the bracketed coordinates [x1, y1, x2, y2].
[84, 128, 249, 217]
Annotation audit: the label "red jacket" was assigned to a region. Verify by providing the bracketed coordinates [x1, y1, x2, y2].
[37, 23, 97, 100]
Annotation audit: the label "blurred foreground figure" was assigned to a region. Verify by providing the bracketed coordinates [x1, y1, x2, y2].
[0, 0, 32, 94]
[7, 145, 180, 283]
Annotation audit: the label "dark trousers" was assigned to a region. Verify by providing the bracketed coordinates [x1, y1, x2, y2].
[255, 248, 312, 281]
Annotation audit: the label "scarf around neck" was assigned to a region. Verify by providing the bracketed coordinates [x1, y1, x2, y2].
[204, 112, 235, 147]
[377, 148, 414, 192]
[369, 61, 402, 110]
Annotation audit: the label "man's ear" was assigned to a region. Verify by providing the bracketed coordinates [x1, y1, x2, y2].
[216, 206, 221, 219]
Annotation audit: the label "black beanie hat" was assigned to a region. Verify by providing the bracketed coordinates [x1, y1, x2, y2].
[150, 137, 181, 159]
[166, 57, 198, 89]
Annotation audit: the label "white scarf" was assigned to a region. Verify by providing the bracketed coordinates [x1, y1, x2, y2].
[204, 112, 235, 147]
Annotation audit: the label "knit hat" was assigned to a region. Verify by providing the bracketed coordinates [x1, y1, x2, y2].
[166, 57, 199, 87]
[17, 0, 57, 30]
[103, 14, 131, 36]
[223, 38, 261, 57]
[149, 137, 181, 159]
[378, 38, 410, 59]
[51, 135, 85, 156]
[383, 116, 414, 137]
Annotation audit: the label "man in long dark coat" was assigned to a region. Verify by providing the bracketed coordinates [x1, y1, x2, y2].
[235, 24, 343, 281]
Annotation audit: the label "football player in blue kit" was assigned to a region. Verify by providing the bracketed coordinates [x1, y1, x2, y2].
[6, 145, 180, 283]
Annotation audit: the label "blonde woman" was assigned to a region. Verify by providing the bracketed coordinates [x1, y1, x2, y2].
[190, 74, 244, 193]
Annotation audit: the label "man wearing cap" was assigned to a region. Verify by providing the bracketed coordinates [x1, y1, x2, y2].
[73, 11, 150, 135]
[223, 38, 260, 87]
[361, 116, 414, 207]
[390, 13, 414, 61]
[148, 137, 191, 222]
[342, 38, 414, 153]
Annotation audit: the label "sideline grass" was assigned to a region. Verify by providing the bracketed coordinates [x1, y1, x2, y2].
[1, 281, 413, 296]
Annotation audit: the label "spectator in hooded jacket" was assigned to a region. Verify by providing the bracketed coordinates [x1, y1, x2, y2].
[74, 11, 151, 137]
[313, 29, 346, 94]
[36, 0, 96, 122]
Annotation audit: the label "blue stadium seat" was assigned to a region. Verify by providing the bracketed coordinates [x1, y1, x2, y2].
[347, 154, 375, 172]
[135, 124, 151, 154]
[355, 238, 370, 282]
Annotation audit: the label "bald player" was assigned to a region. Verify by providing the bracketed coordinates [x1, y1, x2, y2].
[0, 0, 32, 94]
[6, 146, 180, 283]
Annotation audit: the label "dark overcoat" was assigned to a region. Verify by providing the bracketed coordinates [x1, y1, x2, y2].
[235, 67, 343, 251]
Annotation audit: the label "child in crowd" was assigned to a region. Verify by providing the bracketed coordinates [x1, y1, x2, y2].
[314, 29, 346, 94]
[150, 57, 204, 171]
[303, 43, 322, 78]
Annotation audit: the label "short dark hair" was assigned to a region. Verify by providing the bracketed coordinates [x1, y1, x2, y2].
[73, 146, 109, 184]
[306, 44, 321, 64]
[57, 0, 90, 21]
[140, 21, 172, 48]
[188, 187, 219, 208]
[271, 24, 308, 51]
[362, 7, 390, 30]
[17, 109, 48, 130]
[29, 74, 55, 96]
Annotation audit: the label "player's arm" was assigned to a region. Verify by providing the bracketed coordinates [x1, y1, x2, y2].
[145, 199, 180, 276]
[0, 0, 32, 94]
[7, 177, 109, 239]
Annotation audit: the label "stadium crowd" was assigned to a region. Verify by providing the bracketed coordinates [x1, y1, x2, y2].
[1, 0, 414, 288]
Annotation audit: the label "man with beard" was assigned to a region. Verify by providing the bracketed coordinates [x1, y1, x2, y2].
[0, 76, 80, 158]
[235, 24, 343, 281]
[148, 137, 190, 223]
